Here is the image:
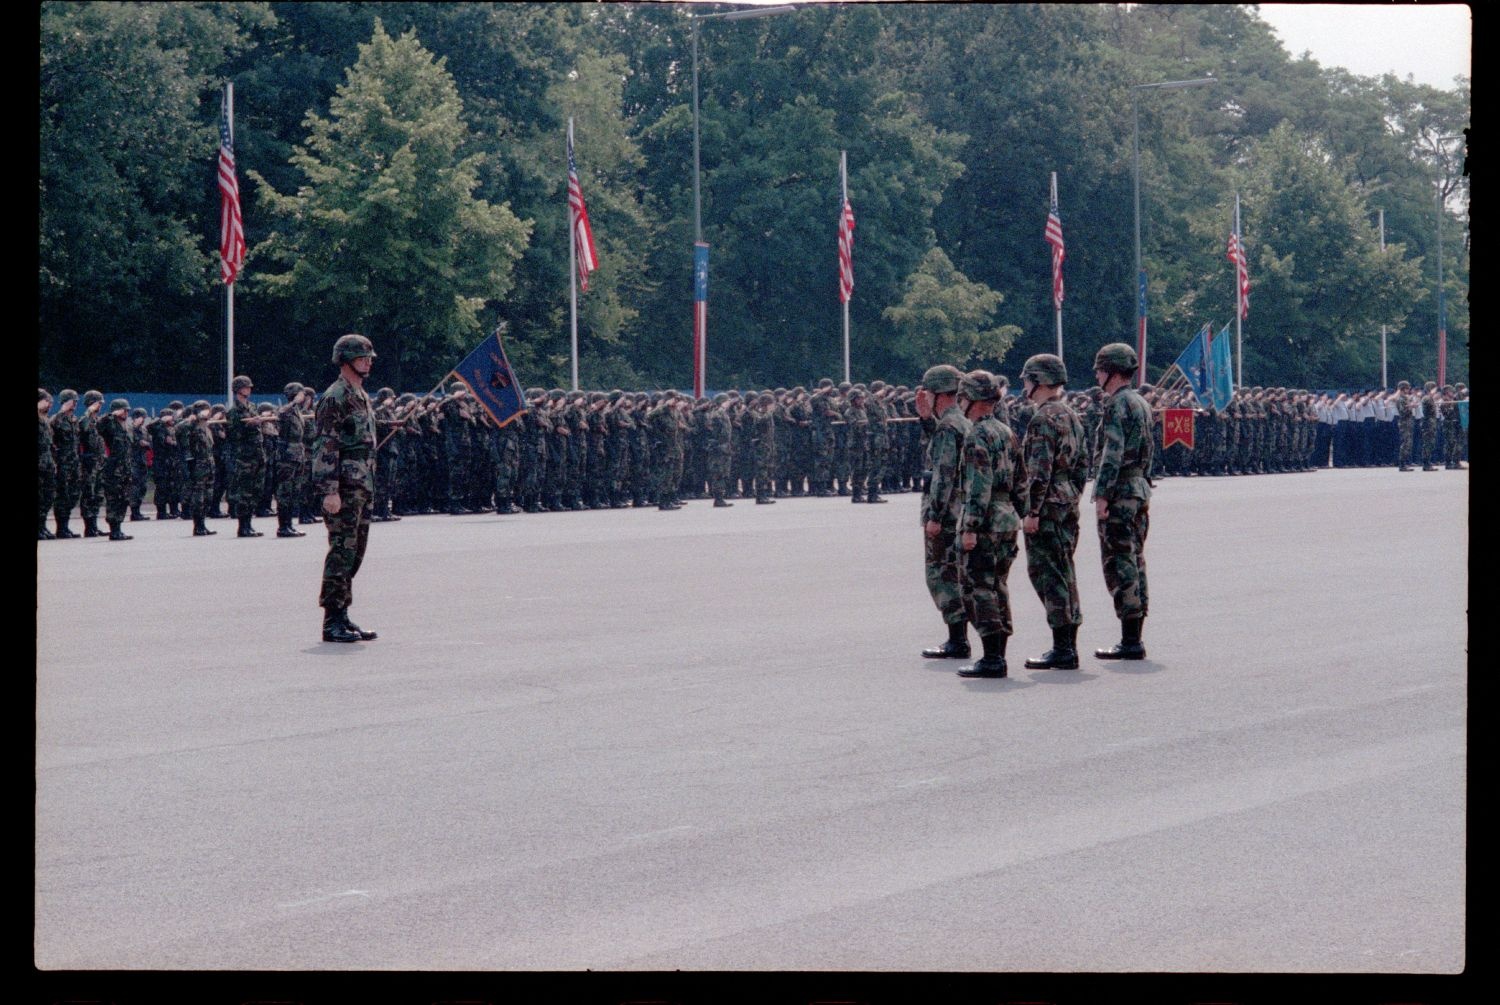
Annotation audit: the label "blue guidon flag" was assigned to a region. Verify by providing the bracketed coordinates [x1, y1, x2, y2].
[450, 327, 527, 427]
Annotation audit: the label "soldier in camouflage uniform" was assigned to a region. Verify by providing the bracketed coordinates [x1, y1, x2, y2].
[1440, 385, 1464, 469]
[147, 406, 181, 518]
[77, 390, 106, 537]
[257, 401, 279, 517]
[275, 383, 312, 537]
[953, 370, 1023, 679]
[49, 389, 82, 538]
[749, 392, 778, 504]
[371, 387, 403, 520]
[97, 398, 136, 540]
[646, 391, 684, 510]
[704, 393, 734, 507]
[844, 386, 870, 502]
[178, 400, 219, 536]
[918, 364, 974, 659]
[225, 375, 270, 537]
[1419, 380, 1440, 471]
[128, 408, 151, 520]
[39, 390, 57, 540]
[313, 334, 380, 643]
[1016, 354, 1086, 670]
[1092, 342, 1153, 660]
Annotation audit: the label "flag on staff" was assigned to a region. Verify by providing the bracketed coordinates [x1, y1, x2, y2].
[567, 127, 598, 292]
[1227, 227, 1249, 320]
[1045, 186, 1065, 310]
[1210, 321, 1235, 412]
[218, 86, 246, 285]
[692, 242, 709, 399]
[838, 196, 855, 303]
[450, 326, 527, 427]
[1168, 323, 1213, 409]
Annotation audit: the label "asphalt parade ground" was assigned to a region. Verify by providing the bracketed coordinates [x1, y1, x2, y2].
[35, 468, 1467, 973]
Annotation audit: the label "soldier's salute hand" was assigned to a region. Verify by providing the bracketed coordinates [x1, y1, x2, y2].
[324, 493, 342, 516]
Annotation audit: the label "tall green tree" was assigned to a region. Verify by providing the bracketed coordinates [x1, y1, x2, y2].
[249, 20, 530, 390]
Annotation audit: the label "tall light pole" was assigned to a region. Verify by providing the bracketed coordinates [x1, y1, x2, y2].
[1132, 76, 1214, 386]
[691, 3, 797, 397]
[1433, 133, 1464, 387]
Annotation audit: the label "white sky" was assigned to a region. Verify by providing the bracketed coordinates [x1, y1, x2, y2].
[1253, 3, 1471, 91]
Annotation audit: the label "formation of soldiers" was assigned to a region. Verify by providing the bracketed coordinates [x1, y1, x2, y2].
[37, 372, 1470, 542]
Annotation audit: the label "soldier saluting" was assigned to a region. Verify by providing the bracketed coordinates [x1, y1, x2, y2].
[313, 334, 380, 644]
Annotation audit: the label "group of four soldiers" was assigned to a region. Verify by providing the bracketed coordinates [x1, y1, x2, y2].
[919, 343, 1153, 680]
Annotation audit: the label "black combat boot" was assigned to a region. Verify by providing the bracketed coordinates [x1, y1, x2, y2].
[340, 610, 378, 641]
[130, 505, 146, 522]
[107, 520, 132, 541]
[922, 620, 971, 659]
[322, 608, 362, 643]
[277, 511, 305, 538]
[83, 516, 101, 538]
[54, 516, 78, 539]
[1025, 625, 1080, 669]
[850, 490, 864, 503]
[193, 515, 216, 536]
[957, 633, 1008, 678]
[865, 491, 887, 504]
[755, 495, 775, 504]
[237, 513, 263, 538]
[157, 505, 174, 520]
[713, 497, 733, 507]
[39, 520, 54, 541]
[1095, 618, 1146, 660]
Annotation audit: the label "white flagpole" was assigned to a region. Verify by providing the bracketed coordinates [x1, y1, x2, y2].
[841, 150, 850, 384]
[1378, 208, 1388, 388]
[569, 118, 579, 392]
[1052, 171, 1063, 358]
[1233, 192, 1243, 390]
[225, 81, 235, 404]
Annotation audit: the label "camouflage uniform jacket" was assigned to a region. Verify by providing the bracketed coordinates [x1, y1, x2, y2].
[1020, 398, 1085, 516]
[1093, 386, 1154, 502]
[959, 413, 1022, 536]
[312, 376, 377, 497]
[279, 402, 308, 459]
[922, 403, 972, 529]
[226, 400, 262, 463]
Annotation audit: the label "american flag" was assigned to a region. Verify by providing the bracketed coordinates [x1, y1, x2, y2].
[1044, 190, 1065, 310]
[1227, 228, 1249, 319]
[218, 87, 246, 286]
[567, 130, 598, 292]
[838, 197, 855, 303]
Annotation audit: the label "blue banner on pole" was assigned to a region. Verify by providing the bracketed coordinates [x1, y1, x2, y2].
[450, 328, 527, 427]
[1171, 324, 1212, 409]
[1137, 270, 1148, 320]
[1210, 322, 1235, 411]
[694, 242, 709, 303]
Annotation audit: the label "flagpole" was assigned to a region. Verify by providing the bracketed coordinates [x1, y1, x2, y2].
[841, 150, 850, 384]
[1051, 172, 1063, 358]
[568, 118, 579, 392]
[224, 81, 235, 404]
[1233, 193, 1243, 390]
[1378, 208, 1387, 388]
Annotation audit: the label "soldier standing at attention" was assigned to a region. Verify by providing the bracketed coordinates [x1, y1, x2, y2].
[39, 390, 57, 540]
[227, 375, 269, 537]
[275, 383, 311, 537]
[77, 390, 106, 537]
[49, 389, 81, 539]
[1017, 354, 1086, 671]
[1091, 342, 1154, 661]
[97, 398, 136, 541]
[953, 370, 1022, 679]
[918, 364, 973, 660]
[314, 334, 380, 644]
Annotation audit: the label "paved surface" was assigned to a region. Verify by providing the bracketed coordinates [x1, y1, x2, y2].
[35, 469, 1467, 971]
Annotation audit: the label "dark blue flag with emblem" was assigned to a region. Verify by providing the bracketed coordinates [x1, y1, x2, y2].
[1210, 321, 1235, 412]
[1170, 324, 1213, 409]
[450, 327, 527, 427]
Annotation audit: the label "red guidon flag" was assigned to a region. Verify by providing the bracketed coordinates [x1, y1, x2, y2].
[1162, 408, 1196, 449]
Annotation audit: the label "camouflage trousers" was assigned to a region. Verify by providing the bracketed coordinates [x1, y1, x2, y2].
[276, 452, 308, 517]
[229, 455, 266, 516]
[320, 486, 372, 611]
[1398, 419, 1414, 466]
[53, 463, 81, 520]
[960, 532, 1019, 636]
[102, 460, 132, 522]
[1023, 503, 1082, 629]
[924, 527, 966, 625]
[39, 467, 56, 527]
[184, 462, 214, 520]
[1098, 498, 1149, 621]
[79, 460, 102, 519]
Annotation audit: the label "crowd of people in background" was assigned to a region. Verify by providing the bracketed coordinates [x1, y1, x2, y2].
[37, 374, 1469, 542]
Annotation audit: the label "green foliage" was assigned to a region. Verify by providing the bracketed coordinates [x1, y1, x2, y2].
[250, 20, 530, 389]
[882, 248, 1020, 371]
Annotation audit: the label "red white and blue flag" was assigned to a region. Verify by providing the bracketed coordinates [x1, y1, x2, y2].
[218, 86, 246, 285]
[1227, 228, 1249, 320]
[838, 196, 855, 303]
[1045, 188, 1065, 310]
[568, 129, 598, 292]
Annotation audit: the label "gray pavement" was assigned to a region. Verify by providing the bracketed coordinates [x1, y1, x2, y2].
[35, 468, 1468, 971]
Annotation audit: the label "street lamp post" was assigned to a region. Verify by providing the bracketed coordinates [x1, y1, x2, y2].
[1433, 133, 1464, 387]
[691, 4, 797, 397]
[1131, 76, 1214, 386]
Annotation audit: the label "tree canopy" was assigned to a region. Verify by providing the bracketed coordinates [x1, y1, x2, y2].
[38, 2, 1469, 392]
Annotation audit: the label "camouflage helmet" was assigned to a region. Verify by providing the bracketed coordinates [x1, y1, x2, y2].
[168, 400, 185, 411]
[1442, 384, 1454, 394]
[1021, 353, 1068, 386]
[284, 381, 304, 399]
[332, 333, 376, 365]
[607, 389, 624, 403]
[1093, 342, 1139, 375]
[232, 375, 254, 393]
[109, 397, 130, 413]
[131, 407, 147, 418]
[257, 401, 275, 413]
[1424, 380, 1437, 391]
[191, 399, 211, 413]
[83, 389, 104, 406]
[920, 364, 963, 394]
[817, 377, 834, 389]
[713, 392, 729, 405]
[39, 388, 52, 403]
[57, 388, 78, 404]
[375, 386, 395, 401]
[958, 369, 1002, 402]
[1396, 380, 1411, 391]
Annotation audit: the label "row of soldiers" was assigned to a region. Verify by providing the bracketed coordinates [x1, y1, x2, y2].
[1144, 382, 1470, 478]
